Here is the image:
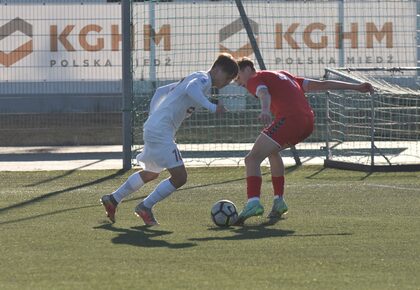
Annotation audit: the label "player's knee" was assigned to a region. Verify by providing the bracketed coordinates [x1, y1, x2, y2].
[179, 173, 188, 187]
[149, 172, 160, 181]
[140, 171, 159, 183]
[244, 153, 257, 167]
[170, 173, 187, 188]
[245, 153, 266, 168]
[268, 153, 281, 161]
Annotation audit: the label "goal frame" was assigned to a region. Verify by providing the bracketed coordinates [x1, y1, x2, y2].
[323, 67, 420, 172]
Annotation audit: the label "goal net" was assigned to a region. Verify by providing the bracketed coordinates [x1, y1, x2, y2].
[324, 67, 420, 171]
[128, 0, 418, 167]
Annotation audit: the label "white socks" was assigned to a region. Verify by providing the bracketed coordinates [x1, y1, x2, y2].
[247, 197, 260, 203]
[111, 175, 177, 208]
[274, 195, 284, 202]
[143, 179, 176, 208]
[112, 172, 144, 203]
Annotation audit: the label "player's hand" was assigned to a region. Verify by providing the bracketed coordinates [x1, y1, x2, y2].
[258, 110, 272, 126]
[215, 99, 227, 114]
[357, 82, 374, 94]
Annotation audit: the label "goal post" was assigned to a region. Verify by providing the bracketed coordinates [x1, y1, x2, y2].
[122, 0, 133, 170]
[324, 67, 420, 172]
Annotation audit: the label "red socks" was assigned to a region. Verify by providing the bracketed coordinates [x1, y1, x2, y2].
[247, 176, 285, 199]
[246, 176, 262, 199]
[272, 176, 285, 198]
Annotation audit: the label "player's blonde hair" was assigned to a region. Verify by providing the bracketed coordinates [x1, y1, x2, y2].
[237, 57, 256, 72]
[211, 53, 239, 78]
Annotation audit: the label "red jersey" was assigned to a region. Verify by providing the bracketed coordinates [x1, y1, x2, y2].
[246, 70, 313, 117]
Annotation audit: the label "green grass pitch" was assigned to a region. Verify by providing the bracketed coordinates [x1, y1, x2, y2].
[1, 166, 419, 290]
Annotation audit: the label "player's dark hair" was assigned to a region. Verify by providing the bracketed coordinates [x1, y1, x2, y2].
[211, 53, 239, 78]
[237, 57, 256, 72]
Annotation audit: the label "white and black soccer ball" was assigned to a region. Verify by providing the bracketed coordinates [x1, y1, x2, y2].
[210, 199, 238, 227]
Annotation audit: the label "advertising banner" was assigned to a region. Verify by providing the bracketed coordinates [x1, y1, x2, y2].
[0, 2, 416, 81]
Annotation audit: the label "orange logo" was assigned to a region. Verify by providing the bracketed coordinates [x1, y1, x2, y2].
[0, 18, 33, 67]
[219, 18, 259, 58]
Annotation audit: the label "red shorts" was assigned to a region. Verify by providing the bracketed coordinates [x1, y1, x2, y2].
[262, 113, 314, 148]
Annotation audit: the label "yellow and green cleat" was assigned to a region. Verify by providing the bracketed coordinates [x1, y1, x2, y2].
[267, 198, 288, 219]
[235, 200, 264, 225]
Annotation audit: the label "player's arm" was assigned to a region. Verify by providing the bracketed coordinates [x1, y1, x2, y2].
[185, 79, 223, 113]
[255, 87, 272, 125]
[303, 79, 374, 94]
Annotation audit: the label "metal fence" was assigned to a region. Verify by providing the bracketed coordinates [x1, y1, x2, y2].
[129, 0, 420, 168]
[0, 1, 122, 146]
[0, 0, 419, 171]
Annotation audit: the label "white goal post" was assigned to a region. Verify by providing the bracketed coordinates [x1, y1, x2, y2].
[323, 67, 420, 172]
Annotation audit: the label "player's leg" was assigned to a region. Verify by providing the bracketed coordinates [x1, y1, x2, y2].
[142, 165, 186, 209]
[268, 152, 285, 176]
[267, 153, 288, 219]
[263, 113, 314, 220]
[167, 164, 188, 188]
[135, 142, 186, 225]
[113, 171, 159, 204]
[245, 133, 281, 177]
[236, 133, 281, 224]
[135, 165, 186, 226]
[100, 170, 159, 223]
[101, 139, 164, 223]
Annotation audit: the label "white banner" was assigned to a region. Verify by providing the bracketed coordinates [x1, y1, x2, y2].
[0, 5, 121, 81]
[0, 2, 417, 81]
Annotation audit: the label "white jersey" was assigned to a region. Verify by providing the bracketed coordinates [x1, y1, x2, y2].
[143, 71, 217, 142]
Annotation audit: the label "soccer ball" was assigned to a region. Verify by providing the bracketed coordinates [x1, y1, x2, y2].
[210, 199, 238, 227]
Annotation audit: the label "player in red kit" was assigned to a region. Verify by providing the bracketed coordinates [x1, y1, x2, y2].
[235, 57, 374, 225]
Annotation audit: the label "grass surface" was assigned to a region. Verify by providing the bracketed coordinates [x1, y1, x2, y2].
[1, 166, 420, 290]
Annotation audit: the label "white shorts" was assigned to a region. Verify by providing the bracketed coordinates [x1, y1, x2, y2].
[136, 140, 184, 173]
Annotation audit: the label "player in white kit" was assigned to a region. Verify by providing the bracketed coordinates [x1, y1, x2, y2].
[101, 53, 239, 225]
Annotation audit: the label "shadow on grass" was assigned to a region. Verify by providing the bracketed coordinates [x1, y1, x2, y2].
[304, 166, 376, 181]
[284, 164, 302, 175]
[305, 167, 327, 179]
[25, 160, 106, 187]
[178, 171, 269, 192]
[178, 165, 300, 192]
[189, 224, 352, 242]
[0, 169, 127, 214]
[0, 204, 98, 226]
[360, 171, 373, 181]
[0, 194, 148, 226]
[94, 223, 196, 249]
